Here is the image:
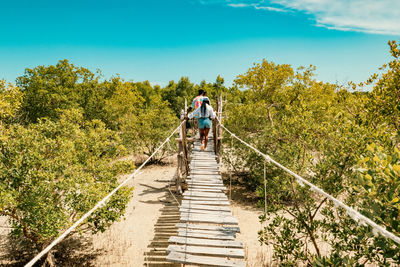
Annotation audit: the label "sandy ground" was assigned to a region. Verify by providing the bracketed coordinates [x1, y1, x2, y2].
[89, 164, 176, 266]
[232, 204, 273, 267]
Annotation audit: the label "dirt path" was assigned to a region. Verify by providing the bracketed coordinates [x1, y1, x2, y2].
[232, 204, 274, 267]
[89, 164, 176, 266]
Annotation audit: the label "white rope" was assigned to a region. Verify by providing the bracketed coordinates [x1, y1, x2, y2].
[264, 159, 267, 215]
[25, 120, 186, 267]
[229, 135, 233, 201]
[216, 117, 400, 245]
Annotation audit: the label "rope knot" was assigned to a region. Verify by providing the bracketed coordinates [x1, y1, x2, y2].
[264, 155, 271, 163]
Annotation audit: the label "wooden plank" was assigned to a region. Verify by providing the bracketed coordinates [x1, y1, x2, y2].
[177, 228, 236, 237]
[186, 188, 223, 192]
[183, 196, 228, 202]
[187, 179, 222, 184]
[189, 166, 219, 169]
[190, 170, 219, 173]
[186, 182, 224, 186]
[167, 245, 244, 259]
[168, 236, 243, 248]
[187, 175, 221, 179]
[183, 191, 227, 198]
[187, 176, 222, 180]
[166, 251, 245, 267]
[190, 171, 220, 174]
[189, 188, 226, 192]
[181, 200, 230, 206]
[190, 163, 219, 166]
[179, 204, 231, 212]
[180, 212, 235, 219]
[179, 208, 232, 216]
[188, 175, 222, 179]
[190, 185, 226, 190]
[187, 182, 224, 186]
[180, 214, 238, 225]
[177, 231, 235, 240]
[175, 223, 240, 233]
[183, 194, 228, 199]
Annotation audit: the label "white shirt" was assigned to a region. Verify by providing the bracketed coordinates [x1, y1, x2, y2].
[188, 104, 216, 119]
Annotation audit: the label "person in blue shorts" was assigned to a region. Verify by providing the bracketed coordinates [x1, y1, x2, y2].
[188, 98, 216, 151]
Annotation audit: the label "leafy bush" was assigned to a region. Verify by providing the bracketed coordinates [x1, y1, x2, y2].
[0, 109, 133, 254]
[225, 43, 400, 265]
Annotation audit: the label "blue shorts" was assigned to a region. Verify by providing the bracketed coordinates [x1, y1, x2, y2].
[198, 118, 212, 129]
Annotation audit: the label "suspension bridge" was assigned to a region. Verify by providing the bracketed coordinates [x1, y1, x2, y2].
[25, 100, 400, 267]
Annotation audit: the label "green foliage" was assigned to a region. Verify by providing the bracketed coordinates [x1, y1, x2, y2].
[0, 109, 133, 250]
[121, 95, 178, 161]
[226, 46, 400, 265]
[101, 77, 143, 130]
[365, 40, 400, 132]
[0, 80, 23, 124]
[17, 60, 98, 123]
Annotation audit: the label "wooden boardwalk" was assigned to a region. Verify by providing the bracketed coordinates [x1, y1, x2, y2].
[166, 136, 245, 267]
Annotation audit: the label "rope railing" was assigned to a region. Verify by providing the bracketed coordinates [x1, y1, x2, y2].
[216, 117, 400, 245]
[25, 120, 185, 267]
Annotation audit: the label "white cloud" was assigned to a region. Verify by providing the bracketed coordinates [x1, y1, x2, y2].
[251, 5, 287, 12]
[199, 0, 400, 35]
[227, 3, 249, 7]
[271, 0, 400, 35]
[223, 1, 287, 12]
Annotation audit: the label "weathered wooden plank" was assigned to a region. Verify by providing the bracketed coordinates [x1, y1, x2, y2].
[188, 175, 222, 179]
[190, 162, 219, 166]
[190, 164, 219, 168]
[180, 213, 238, 225]
[187, 173, 222, 179]
[167, 245, 244, 259]
[181, 200, 230, 206]
[178, 228, 236, 237]
[188, 179, 221, 183]
[179, 208, 232, 216]
[175, 223, 240, 233]
[180, 212, 234, 219]
[191, 157, 217, 160]
[187, 178, 222, 182]
[187, 182, 224, 186]
[190, 185, 226, 190]
[183, 196, 228, 202]
[190, 171, 220, 174]
[187, 183, 223, 187]
[190, 167, 220, 170]
[177, 230, 235, 240]
[179, 204, 231, 212]
[183, 191, 227, 198]
[190, 184, 226, 188]
[168, 236, 243, 248]
[186, 188, 223, 192]
[166, 251, 245, 267]
[183, 194, 228, 199]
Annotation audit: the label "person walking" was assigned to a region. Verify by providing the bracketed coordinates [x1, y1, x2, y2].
[189, 89, 204, 113]
[188, 98, 216, 151]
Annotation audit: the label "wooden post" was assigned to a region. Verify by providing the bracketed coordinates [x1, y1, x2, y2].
[176, 142, 183, 195]
[182, 122, 189, 176]
[217, 95, 223, 162]
[213, 96, 219, 155]
[180, 107, 189, 179]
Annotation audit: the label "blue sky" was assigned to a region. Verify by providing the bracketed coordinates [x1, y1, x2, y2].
[0, 0, 399, 87]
